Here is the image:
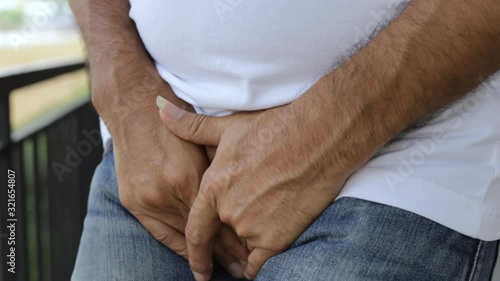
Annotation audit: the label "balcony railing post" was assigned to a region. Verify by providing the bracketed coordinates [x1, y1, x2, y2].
[0, 91, 10, 149]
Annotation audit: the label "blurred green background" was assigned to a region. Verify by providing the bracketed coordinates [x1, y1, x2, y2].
[0, 0, 88, 132]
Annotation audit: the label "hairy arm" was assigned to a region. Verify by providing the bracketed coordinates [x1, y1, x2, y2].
[304, 0, 500, 173]
[69, 0, 193, 136]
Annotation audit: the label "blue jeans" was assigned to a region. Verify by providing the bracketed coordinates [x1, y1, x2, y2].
[72, 146, 499, 281]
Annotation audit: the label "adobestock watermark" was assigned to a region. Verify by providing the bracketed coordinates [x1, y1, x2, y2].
[384, 79, 500, 190]
[104, 67, 166, 118]
[51, 68, 171, 182]
[204, 109, 292, 190]
[51, 128, 102, 182]
[336, 0, 436, 57]
[337, 0, 404, 53]
[8, 1, 60, 50]
[213, 0, 245, 20]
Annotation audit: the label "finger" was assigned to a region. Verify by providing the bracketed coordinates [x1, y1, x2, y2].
[186, 193, 222, 281]
[143, 207, 188, 234]
[139, 217, 189, 259]
[244, 248, 278, 280]
[157, 96, 226, 146]
[217, 225, 249, 262]
[213, 242, 245, 278]
[213, 226, 249, 278]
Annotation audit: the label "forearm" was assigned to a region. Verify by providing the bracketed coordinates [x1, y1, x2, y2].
[70, 0, 192, 137]
[300, 0, 500, 173]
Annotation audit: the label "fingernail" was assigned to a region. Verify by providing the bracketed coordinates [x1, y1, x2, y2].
[156, 95, 169, 109]
[156, 96, 185, 119]
[228, 262, 245, 278]
[244, 271, 252, 280]
[192, 270, 208, 281]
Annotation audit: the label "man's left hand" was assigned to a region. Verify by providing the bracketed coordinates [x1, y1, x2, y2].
[158, 89, 352, 280]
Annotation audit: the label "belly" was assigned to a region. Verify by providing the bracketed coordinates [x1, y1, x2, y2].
[129, 0, 406, 113]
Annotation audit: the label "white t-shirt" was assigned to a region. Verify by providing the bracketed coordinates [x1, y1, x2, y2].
[105, 0, 500, 241]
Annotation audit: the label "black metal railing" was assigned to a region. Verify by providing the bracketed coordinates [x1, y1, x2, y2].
[0, 59, 102, 281]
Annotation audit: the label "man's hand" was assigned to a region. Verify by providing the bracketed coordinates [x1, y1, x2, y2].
[114, 97, 249, 277]
[70, 0, 249, 277]
[158, 93, 352, 280]
[159, 0, 500, 280]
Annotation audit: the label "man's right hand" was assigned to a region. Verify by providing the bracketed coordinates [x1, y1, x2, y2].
[70, 0, 248, 277]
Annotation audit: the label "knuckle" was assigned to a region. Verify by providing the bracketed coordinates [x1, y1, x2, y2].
[235, 225, 252, 240]
[202, 182, 219, 205]
[163, 166, 197, 202]
[218, 207, 249, 238]
[200, 174, 220, 199]
[202, 169, 230, 197]
[185, 224, 208, 248]
[187, 114, 207, 139]
[201, 170, 217, 186]
[218, 209, 234, 225]
[218, 205, 243, 228]
[137, 188, 165, 207]
[165, 171, 192, 191]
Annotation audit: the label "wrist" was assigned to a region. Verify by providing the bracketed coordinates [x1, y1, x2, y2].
[294, 69, 388, 176]
[109, 112, 164, 148]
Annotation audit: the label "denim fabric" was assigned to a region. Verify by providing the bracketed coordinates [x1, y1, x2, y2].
[72, 147, 499, 281]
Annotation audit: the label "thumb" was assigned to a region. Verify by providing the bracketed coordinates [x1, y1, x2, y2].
[157, 96, 224, 146]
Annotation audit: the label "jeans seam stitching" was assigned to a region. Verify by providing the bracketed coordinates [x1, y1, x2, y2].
[468, 241, 483, 281]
